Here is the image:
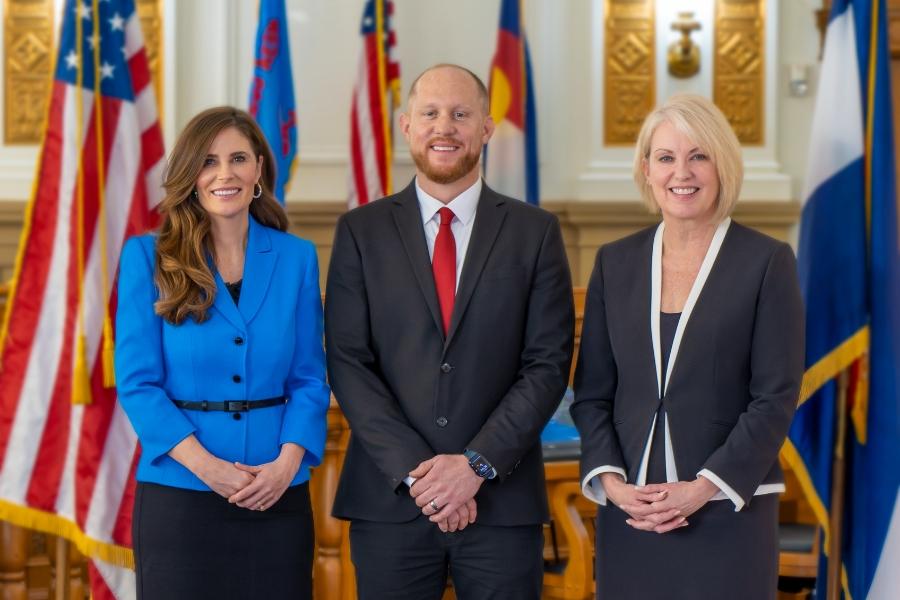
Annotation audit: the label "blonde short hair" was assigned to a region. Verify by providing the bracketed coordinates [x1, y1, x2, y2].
[633, 94, 743, 222]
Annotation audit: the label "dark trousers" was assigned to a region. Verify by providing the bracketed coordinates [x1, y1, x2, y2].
[133, 482, 314, 600]
[349, 515, 544, 600]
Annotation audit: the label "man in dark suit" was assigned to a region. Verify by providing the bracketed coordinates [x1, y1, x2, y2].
[325, 64, 574, 600]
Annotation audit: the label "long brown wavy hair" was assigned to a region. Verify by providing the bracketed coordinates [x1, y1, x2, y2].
[154, 106, 289, 325]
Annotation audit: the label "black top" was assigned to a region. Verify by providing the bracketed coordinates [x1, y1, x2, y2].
[647, 311, 680, 483]
[224, 279, 243, 305]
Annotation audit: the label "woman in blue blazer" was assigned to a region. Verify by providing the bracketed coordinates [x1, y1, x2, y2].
[115, 106, 329, 599]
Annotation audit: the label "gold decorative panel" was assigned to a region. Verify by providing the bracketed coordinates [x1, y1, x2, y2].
[4, 0, 54, 145]
[3, 0, 164, 146]
[604, 0, 655, 145]
[136, 0, 164, 118]
[714, 0, 765, 145]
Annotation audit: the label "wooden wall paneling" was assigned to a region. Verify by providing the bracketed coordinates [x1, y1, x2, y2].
[0, 199, 801, 290]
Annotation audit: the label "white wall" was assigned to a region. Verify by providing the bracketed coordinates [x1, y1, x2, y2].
[0, 0, 823, 204]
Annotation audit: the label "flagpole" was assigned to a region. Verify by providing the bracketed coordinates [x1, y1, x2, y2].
[826, 367, 849, 600]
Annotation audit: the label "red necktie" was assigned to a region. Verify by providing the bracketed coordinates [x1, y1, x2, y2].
[432, 207, 456, 334]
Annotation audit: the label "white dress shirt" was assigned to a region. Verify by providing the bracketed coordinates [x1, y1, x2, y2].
[416, 177, 481, 290]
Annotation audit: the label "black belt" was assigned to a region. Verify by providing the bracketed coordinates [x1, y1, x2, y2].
[172, 396, 286, 412]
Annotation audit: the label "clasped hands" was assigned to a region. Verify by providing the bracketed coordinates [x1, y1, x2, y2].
[601, 472, 719, 534]
[199, 443, 305, 512]
[408, 454, 484, 533]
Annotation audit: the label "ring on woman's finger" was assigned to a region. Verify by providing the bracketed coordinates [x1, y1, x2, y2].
[429, 499, 439, 512]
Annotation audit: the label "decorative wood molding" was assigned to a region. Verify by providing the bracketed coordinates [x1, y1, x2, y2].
[0, 199, 801, 291]
[714, 0, 765, 145]
[546, 199, 799, 284]
[3, 0, 54, 145]
[604, 0, 655, 145]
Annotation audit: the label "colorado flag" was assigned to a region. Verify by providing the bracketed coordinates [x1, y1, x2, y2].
[786, 0, 900, 598]
[484, 0, 539, 205]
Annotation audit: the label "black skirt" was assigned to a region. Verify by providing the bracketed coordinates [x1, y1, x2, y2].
[132, 481, 314, 600]
[595, 493, 779, 600]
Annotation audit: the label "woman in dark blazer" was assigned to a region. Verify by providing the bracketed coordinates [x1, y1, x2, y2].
[571, 94, 804, 600]
[115, 107, 329, 599]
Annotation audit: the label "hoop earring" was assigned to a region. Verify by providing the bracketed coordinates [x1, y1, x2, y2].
[253, 182, 262, 199]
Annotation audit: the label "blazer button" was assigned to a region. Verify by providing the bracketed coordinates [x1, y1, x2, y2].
[234, 336, 244, 346]
[232, 413, 242, 421]
[232, 374, 242, 383]
[440, 363, 452, 374]
[436, 416, 448, 427]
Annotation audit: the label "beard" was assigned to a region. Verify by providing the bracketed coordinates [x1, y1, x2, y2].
[411, 142, 482, 185]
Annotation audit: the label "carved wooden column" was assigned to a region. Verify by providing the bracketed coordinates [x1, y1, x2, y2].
[46, 537, 87, 600]
[0, 522, 28, 600]
[310, 397, 355, 600]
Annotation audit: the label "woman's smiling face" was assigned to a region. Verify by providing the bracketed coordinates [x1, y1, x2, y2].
[643, 120, 720, 225]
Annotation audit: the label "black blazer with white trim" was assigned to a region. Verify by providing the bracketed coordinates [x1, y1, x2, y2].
[571, 220, 804, 507]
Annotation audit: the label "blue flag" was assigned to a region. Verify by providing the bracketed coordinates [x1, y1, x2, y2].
[248, 0, 297, 204]
[787, 0, 900, 597]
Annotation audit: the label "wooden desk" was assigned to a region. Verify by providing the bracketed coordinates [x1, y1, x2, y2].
[543, 461, 595, 600]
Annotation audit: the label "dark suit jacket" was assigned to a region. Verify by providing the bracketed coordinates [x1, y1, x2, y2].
[571, 221, 804, 506]
[325, 181, 574, 526]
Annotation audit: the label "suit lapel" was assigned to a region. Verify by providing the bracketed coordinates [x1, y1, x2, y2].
[391, 182, 444, 336]
[211, 270, 245, 330]
[445, 187, 507, 348]
[238, 216, 276, 324]
[210, 216, 276, 329]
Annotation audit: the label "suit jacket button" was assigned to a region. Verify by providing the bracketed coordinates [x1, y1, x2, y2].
[440, 363, 452, 374]
[234, 336, 244, 346]
[232, 374, 242, 383]
[436, 417, 448, 427]
[232, 413, 242, 421]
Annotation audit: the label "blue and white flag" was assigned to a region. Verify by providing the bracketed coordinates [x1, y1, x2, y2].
[786, 0, 900, 597]
[248, 0, 297, 204]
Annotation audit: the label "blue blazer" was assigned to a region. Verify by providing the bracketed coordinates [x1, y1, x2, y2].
[115, 216, 330, 491]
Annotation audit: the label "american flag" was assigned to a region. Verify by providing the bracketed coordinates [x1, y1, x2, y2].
[0, 0, 164, 597]
[348, 0, 400, 208]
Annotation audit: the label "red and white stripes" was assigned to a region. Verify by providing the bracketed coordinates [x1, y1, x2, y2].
[0, 7, 163, 599]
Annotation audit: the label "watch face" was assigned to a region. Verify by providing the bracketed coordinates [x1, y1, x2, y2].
[470, 458, 491, 478]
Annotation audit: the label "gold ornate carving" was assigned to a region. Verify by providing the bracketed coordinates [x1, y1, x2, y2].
[714, 0, 765, 144]
[604, 0, 654, 145]
[3, 0, 164, 146]
[136, 0, 164, 118]
[4, 0, 54, 144]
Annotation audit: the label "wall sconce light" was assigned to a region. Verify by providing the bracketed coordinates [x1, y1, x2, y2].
[668, 11, 701, 78]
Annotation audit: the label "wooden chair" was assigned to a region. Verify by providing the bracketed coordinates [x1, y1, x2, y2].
[776, 454, 819, 599]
